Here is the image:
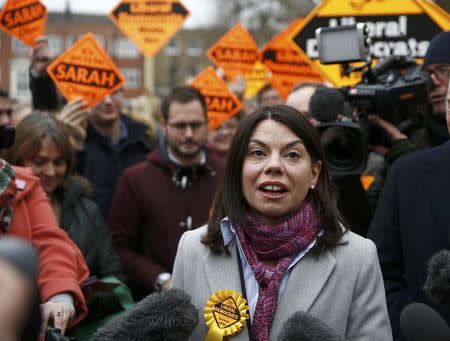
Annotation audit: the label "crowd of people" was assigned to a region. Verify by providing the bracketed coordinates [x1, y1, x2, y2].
[0, 26, 449, 341]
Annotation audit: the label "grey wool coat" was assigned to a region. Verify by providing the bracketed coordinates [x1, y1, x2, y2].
[171, 225, 392, 341]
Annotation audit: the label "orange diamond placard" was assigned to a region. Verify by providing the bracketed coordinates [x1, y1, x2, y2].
[109, 0, 190, 57]
[207, 24, 261, 81]
[46, 33, 126, 107]
[261, 18, 324, 99]
[191, 67, 243, 131]
[0, 0, 47, 47]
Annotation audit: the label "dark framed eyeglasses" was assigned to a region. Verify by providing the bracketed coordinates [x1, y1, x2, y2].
[426, 64, 450, 82]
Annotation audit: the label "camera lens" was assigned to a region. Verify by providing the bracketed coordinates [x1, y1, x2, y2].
[321, 126, 365, 175]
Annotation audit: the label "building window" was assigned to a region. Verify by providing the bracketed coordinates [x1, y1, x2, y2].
[121, 68, 141, 89]
[11, 39, 29, 56]
[165, 39, 180, 56]
[94, 34, 106, 49]
[47, 34, 63, 55]
[114, 38, 139, 58]
[9, 58, 30, 101]
[65, 35, 74, 49]
[168, 62, 178, 85]
[186, 39, 202, 56]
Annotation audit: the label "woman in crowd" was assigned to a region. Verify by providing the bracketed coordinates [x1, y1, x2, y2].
[207, 112, 243, 159]
[3, 113, 127, 325]
[0, 157, 89, 338]
[171, 105, 392, 340]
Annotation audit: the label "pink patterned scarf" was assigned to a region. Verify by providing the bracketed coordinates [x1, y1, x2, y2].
[235, 198, 321, 341]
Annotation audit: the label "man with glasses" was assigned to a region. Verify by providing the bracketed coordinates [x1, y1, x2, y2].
[108, 86, 225, 300]
[369, 31, 450, 340]
[0, 90, 12, 126]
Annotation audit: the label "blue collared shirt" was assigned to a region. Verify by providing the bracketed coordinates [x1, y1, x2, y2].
[220, 217, 319, 321]
[111, 120, 128, 148]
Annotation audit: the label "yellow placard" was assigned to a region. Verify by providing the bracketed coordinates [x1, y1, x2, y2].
[243, 61, 271, 100]
[261, 18, 324, 99]
[207, 24, 261, 81]
[46, 33, 126, 107]
[191, 67, 243, 131]
[109, 0, 190, 57]
[0, 0, 47, 47]
[288, 0, 450, 87]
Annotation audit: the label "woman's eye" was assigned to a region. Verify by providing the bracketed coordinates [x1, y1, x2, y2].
[250, 149, 265, 157]
[32, 159, 46, 166]
[286, 152, 300, 159]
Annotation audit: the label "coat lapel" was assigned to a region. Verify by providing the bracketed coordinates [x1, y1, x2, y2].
[202, 243, 250, 341]
[270, 248, 336, 338]
[203, 241, 244, 296]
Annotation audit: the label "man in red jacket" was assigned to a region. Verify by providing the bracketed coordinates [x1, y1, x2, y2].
[109, 86, 225, 300]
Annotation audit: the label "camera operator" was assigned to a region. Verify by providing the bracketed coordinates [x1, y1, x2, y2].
[286, 82, 326, 124]
[368, 31, 450, 340]
[309, 87, 373, 236]
[363, 31, 450, 210]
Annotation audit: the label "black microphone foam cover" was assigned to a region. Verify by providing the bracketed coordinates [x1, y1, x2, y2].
[424, 249, 450, 306]
[91, 288, 198, 341]
[277, 311, 343, 341]
[400, 302, 450, 341]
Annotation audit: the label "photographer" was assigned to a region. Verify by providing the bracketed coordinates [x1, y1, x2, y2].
[309, 87, 373, 236]
[368, 31, 450, 340]
[364, 32, 450, 210]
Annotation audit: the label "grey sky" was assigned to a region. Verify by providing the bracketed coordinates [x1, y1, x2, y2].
[0, 0, 218, 28]
[41, 0, 217, 28]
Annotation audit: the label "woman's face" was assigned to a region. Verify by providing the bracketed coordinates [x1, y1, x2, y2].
[23, 137, 68, 195]
[241, 119, 321, 225]
[208, 117, 239, 153]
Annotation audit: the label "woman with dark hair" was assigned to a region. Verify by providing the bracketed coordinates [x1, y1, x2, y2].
[171, 105, 391, 340]
[3, 113, 129, 329]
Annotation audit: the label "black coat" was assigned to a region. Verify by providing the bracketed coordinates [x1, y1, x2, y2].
[368, 141, 450, 340]
[76, 115, 153, 219]
[59, 177, 126, 320]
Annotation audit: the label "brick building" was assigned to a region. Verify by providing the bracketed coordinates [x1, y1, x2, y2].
[0, 10, 226, 102]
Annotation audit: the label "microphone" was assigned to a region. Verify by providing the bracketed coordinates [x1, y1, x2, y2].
[91, 288, 198, 341]
[277, 311, 343, 341]
[400, 302, 450, 341]
[424, 249, 450, 308]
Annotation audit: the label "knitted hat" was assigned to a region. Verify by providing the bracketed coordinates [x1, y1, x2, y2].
[424, 31, 450, 67]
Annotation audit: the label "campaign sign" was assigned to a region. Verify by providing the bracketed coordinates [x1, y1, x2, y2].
[261, 18, 324, 99]
[0, 0, 47, 47]
[288, 0, 450, 86]
[207, 24, 261, 81]
[109, 0, 190, 57]
[191, 66, 243, 130]
[46, 33, 126, 107]
[243, 61, 271, 100]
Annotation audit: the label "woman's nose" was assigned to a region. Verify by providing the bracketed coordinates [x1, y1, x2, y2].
[43, 164, 56, 176]
[264, 154, 283, 174]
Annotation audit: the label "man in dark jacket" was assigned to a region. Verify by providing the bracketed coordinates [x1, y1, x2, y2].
[77, 89, 153, 219]
[368, 31, 450, 340]
[108, 86, 225, 300]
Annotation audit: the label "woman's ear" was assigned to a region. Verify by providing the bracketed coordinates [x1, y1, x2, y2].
[311, 160, 322, 186]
